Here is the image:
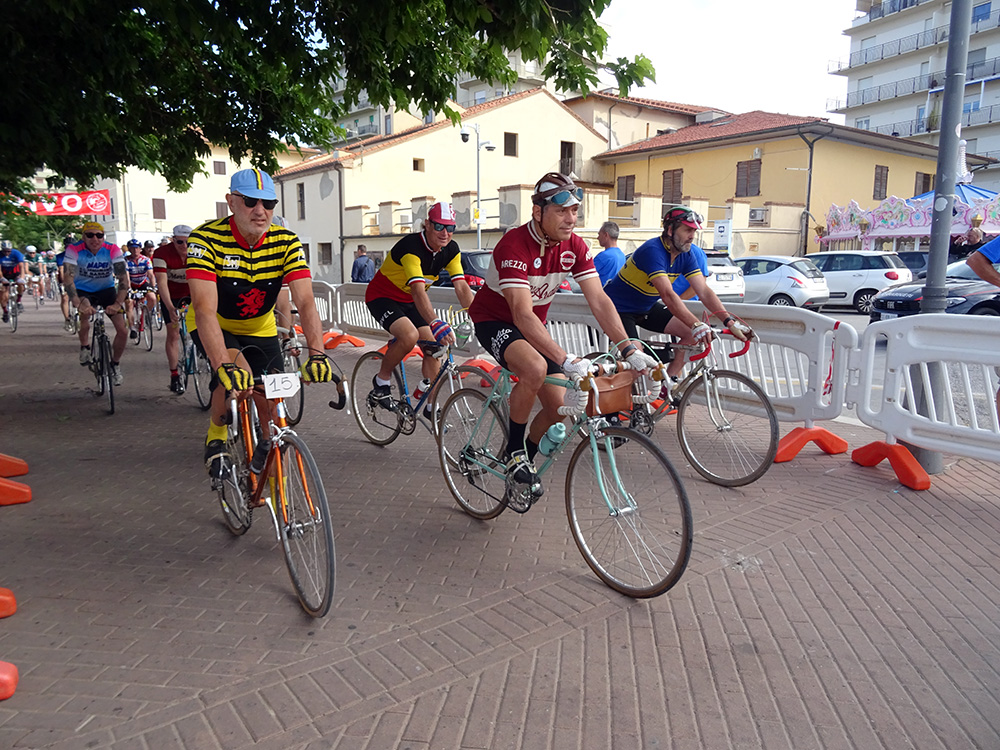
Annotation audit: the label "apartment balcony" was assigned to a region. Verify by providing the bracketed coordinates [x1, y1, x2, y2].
[829, 55, 1000, 111]
[864, 104, 1000, 137]
[856, 0, 932, 25]
[357, 123, 380, 136]
[832, 9, 1000, 73]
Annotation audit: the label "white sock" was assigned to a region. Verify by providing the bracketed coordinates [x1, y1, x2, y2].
[376, 375, 391, 387]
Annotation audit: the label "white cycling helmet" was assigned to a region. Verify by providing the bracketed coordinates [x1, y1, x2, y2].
[25, 245, 36, 253]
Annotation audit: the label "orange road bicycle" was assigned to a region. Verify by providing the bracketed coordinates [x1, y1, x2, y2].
[216, 368, 347, 617]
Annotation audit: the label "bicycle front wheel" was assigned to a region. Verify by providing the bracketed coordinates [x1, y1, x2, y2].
[8, 300, 16, 332]
[438, 389, 508, 520]
[218, 410, 253, 535]
[192, 348, 213, 410]
[566, 426, 691, 598]
[350, 351, 404, 445]
[282, 347, 305, 426]
[428, 364, 497, 437]
[676, 369, 778, 487]
[143, 308, 154, 351]
[101, 335, 115, 415]
[276, 433, 335, 617]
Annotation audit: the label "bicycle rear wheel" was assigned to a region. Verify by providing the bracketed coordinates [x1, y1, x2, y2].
[350, 351, 404, 445]
[438, 389, 508, 520]
[218, 408, 253, 535]
[192, 348, 213, 410]
[676, 369, 778, 487]
[566, 426, 691, 598]
[143, 307, 154, 351]
[282, 346, 305, 426]
[276, 432, 335, 617]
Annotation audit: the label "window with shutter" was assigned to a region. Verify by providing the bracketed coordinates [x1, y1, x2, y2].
[616, 175, 635, 205]
[152, 198, 166, 220]
[736, 159, 761, 197]
[661, 169, 683, 207]
[914, 171, 935, 194]
[874, 165, 889, 200]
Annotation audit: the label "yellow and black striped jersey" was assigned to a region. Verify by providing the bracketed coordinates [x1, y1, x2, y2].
[366, 231, 464, 303]
[185, 217, 310, 336]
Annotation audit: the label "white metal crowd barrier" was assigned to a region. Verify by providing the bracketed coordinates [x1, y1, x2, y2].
[849, 314, 1000, 462]
[315, 282, 1000, 468]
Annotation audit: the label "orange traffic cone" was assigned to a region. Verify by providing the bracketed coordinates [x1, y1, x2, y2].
[0, 588, 14, 619]
[0, 662, 18, 700]
[0, 454, 28, 478]
[0, 477, 31, 506]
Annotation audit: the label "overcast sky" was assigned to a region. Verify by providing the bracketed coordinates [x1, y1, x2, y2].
[598, 0, 860, 122]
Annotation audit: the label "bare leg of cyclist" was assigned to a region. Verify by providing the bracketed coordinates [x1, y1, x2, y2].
[664, 316, 695, 380]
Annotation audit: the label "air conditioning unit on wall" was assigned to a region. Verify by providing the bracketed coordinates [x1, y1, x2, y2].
[749, 208, 767, 223]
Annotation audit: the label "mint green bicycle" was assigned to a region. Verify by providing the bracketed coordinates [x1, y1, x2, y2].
[437, 362, 692, 598]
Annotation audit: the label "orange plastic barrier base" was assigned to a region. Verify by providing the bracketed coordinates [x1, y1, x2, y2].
[775, 426, 850, 463]
[0, 588, 15, 619]
[0, 453, 28, 478]
[323, 330, 365, 349]
[376, 344, 423, 361]
[648, 398, 677, 416]
[0, 662, 18, 701]
[0, 477, 31, 506]
[851, 440, 931, 491]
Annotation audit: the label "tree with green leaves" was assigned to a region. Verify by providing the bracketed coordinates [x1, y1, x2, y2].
[0, 212, 79, 252]
[1, 0, 653, 198]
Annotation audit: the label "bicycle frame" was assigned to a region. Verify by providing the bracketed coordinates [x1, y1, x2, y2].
[457, 368, 637, 515]
[230, 381, 318, 538]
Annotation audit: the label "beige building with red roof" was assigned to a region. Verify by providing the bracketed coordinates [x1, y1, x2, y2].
[592, 110, 987, 257]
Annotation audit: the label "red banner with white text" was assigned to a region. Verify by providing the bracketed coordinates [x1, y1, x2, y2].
[17, 190, 112, 216]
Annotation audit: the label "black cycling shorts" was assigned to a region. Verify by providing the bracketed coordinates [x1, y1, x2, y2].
[472, 320, 561, 375]
[366, 296, 429, 333]
[160, 296, 191, 323]
[618, 302, 674, 341]
[79, 288, 118, 309]
[190, 328, 282, 391]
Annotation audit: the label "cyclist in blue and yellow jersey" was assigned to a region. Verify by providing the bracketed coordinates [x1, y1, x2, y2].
[364, 201, 475, 409]
[62, 222, 130, 385]
[186, 168, 333, 483]
[603, 207, 753, 391]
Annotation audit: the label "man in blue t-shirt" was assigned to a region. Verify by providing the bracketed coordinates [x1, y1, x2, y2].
[0, 241, 26, 322]
[593, 221, 626, 285]
[966, 233, 1000, 415]
[603, 207, 753, 386]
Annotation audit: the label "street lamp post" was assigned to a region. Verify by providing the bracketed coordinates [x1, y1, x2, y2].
[461, 123, 494, 251]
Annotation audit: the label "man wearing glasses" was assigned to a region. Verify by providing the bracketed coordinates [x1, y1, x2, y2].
[364, 200, 474, 410]
[467, 173, 655, 508]
[187, 169, 333, 482]
[153, 224, 194, 393]
[63, 222, 130, 385]
[603, 206, 753, 390]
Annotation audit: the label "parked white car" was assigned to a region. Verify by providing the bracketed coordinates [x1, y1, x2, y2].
[807, 250, 912, 314]
[703, 251, 745, 303]
[733, 255, 829, 308]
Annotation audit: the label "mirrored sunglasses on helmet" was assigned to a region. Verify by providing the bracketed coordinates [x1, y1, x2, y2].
[430, 220, 455, 232]
[235, 193, 278, 210]
[666, 208, 704, 227]
[544, 186, 583, 205]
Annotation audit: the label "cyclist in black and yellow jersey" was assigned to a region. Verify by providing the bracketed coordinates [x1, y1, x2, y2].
[186, 168, 333, 483]
[364, 201, 475, 409]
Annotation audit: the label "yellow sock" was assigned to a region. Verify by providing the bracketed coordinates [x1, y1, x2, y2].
[206, 421, 227, 444]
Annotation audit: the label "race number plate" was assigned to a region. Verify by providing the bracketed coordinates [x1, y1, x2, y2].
[263, 372, 301, 399]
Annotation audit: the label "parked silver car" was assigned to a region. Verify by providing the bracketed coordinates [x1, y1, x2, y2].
[733, 255, 829, 308]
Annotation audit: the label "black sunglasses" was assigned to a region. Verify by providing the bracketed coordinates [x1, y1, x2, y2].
[430, 221, 454, 232]
[235, 194, 278, 210]
[84, 232, 104, 239]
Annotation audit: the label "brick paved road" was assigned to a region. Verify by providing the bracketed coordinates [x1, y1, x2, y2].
[0, 303, 998, 749]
